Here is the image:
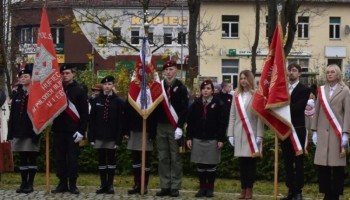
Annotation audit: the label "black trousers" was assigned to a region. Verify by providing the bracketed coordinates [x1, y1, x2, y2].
[239, 157, 256, 189]
[318, 165, 344, 195]
[53, 132, 80, 179]
[281, 130, 305, 194]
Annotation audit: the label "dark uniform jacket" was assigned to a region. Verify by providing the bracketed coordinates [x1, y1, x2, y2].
[124, 100, 157, 140]
[156, 79, 189, 129]
[186, 96, 226, 142]
[8, 88, 39, 142]
[290, 83, 310, 128]
[52, 81, 89, 134]
[216, 91, 232, 128]
[88, 93, 124, 145]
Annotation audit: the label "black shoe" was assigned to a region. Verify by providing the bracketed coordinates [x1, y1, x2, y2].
[16, 183, 26, 193]
[106, 185, 114, 194]
[69, 187, 80, 194]
[170, 189, 180, 197]
[281, 192, 294, 200]
[293, 193, 302, 200]
[22, 185, 34, 194]
[96, 185, 107, 194]
[128, 185, 140, 195]
[195, 189, 206, 197]
[206, 189, 214, 198]
[51, 182, 69, 193]
[156, 188, 170, 196]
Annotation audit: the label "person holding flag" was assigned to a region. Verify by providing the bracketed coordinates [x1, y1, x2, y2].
[280, 63, 310, 200]
[88, 75, 124, 194]
[7, 66, 40, 194]
[155, 60, 189, 197]
[186, 79, 226, 198]
[311, 64, 350, 200]
[51, 65, 89, 194]
[227, 70, 264, 199]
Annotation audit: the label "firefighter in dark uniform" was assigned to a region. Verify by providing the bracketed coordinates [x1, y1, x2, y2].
[124, 100, 157, 195]
[88, 75, 124, 194]
[8, 66, 40, 194]
[51, 65, 88, 194]
[186, 79, 226, 198]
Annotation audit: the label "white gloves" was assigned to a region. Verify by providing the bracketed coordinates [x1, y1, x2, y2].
[228, 136, 235, 147]
[256, 137, 263, 146]
[312, 131, 317, 145]
[174, 128, 183, 140]
[341, 133, 349, 147]
[73, 131, 83, 143]
[90, 142, 95, 146]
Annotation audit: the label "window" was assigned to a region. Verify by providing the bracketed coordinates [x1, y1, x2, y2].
[111, 27, 121, 45]
[298, 16, 309, 39]
[177, 28, 186, 45]
[222, 59, 239, 88]
[265, 16, 268, 38]
[287, 58, 309, 72]
[148, 28, 154, 44]
[328, 59, 342, 69]
[164, 28, 172, 45]
[329, 17, 340, 39]
[222, 15, 239, 38]
[131, 27, 140, 45]
[32, 27, 39, 44]
[51, 27, 64, 44]
[20, 28, 31, 44]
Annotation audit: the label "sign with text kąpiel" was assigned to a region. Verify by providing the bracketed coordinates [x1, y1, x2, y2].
[27, 7, 67, 134]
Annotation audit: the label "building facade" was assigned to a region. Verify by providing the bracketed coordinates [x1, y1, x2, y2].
[200, 0, 350, 88]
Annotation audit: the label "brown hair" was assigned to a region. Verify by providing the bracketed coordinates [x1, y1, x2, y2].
[235, 70, 255, 95]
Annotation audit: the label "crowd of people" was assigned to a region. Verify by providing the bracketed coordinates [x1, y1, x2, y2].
[5, 61, 349, 200]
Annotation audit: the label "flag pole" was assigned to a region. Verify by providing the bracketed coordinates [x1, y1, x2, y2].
[45, 127, 51, 194]
[274, 135, 279, 199]
[273, 4, 283, 199]
[140, 114, 147, 195]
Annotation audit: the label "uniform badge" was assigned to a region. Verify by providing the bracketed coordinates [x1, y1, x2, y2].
[173, 86, 178, 92]
[211, 103, 216, 108]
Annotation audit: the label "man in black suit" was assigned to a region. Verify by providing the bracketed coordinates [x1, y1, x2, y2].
[281, 63, 310, 200]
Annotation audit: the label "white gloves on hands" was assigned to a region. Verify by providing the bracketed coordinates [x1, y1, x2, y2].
[256, 137, 263, 146]
[174, 128, 183, 140]
[228, 136, 235, 147]
[73, 131, 83, 143]
[341, 133, 349, 147]
[90, 142, 95, 146]
[312, 131, 317, 145]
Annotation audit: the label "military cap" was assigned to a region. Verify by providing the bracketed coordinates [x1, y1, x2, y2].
[200, 79, 214, 90]
[163, 60, 178, 70]
[101, 75, 115, 83]
[60, 64, 75, 72]
[17, 64, 32, 77]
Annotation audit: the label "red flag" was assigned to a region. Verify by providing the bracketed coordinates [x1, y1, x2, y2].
[128, 38, 163, 117]
[27, 7, 67, 134]
[252, 21, 292, 140]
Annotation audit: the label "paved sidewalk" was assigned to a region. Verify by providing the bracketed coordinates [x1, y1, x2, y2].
[0, 186, 315, 200]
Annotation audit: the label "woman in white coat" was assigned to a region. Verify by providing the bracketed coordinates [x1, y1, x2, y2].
[311, 64, 350, 200]
[227, 70, 264, 199]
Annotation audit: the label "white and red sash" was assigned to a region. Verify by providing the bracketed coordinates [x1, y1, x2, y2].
[161, 80, 178, 128]
[65, 100, 80, 124]
[235, 94, 261, 157]
[318, 86, 345, 156]
[290, 126, 303, 155]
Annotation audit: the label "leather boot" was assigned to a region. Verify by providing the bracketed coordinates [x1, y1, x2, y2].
[96, 169, 107, 194]
[106, 168, 115, 194]
[245, 188, 253, 199]
[238, 189, 246, 199]
[69, 177, 80, 194]
[16, 169, 28, 193]
[51, 178, 68, 193]
[23, 168, 36, 193]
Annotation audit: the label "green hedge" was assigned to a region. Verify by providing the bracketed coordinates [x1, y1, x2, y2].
[14, 129, 349, 183]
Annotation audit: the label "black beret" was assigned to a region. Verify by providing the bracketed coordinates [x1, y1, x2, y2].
[60, 65, 75, 72]
[17, 64, 32, 77]
[163, 60, 177, 70]
[101, 75, 115, 84]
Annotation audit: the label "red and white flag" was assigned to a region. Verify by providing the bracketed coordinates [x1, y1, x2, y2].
[27, 7, 67, 134]
[128, 38, 163, 117]
[252, 21, 292, 140]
